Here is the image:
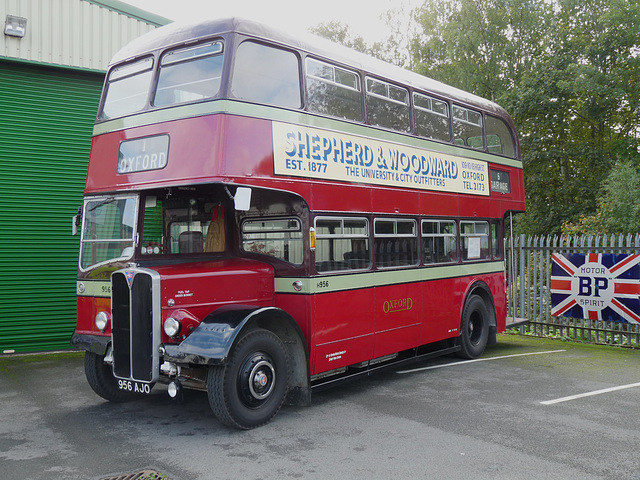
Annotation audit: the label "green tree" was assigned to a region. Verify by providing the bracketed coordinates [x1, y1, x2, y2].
[410, 0, 549, 103]
[312, 0, 640, 235]
[511, 0, 640, 234]
[599, 160, 640, 234]
[310, 21, 386, 60]
[562, 159, 640, 235]
[311, 3, 417, 67]
[409, 0, 640, 235]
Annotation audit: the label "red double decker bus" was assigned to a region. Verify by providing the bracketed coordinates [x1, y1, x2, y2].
[72, 18, 525, 429]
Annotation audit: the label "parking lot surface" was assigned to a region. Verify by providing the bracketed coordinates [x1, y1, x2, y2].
[2, 335, 640, 480]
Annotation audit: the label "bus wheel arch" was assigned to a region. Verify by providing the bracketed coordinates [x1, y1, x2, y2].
[456, 283, 496, 359]
[194, 306, 310, 428]
[245, 309, 310, 408]
[207, 328, 290, 429]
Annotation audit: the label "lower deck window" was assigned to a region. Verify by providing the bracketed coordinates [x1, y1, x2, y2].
[374, 219, 418, 268]
[242, 217, 303, 265]
[315, 217, 369, 272]
[492, 222, 502, 259]
[422, 220, 457, 263]
[461, 221, 490, 260]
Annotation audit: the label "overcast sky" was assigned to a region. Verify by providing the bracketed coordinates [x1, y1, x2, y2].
[122, 0, 421, 43]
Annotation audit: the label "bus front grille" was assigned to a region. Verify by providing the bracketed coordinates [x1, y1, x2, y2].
[111, 269, 160, 383]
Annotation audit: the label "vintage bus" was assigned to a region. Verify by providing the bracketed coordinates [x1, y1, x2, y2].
[72, 17, 525, 429]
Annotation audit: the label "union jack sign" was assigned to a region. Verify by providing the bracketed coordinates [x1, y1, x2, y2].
[551, 253, 640, 323]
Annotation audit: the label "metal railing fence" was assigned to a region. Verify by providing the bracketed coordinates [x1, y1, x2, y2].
[505, 234, 640, 347]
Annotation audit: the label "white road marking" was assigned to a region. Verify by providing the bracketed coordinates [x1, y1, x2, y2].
[540, 382, 640, 405]
[397, 349, 566, 374]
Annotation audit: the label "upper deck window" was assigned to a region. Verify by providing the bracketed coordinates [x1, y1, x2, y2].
[366, 78, 410, 132]
[101, 57, 154, 119]
[414, 93, 450, 142]
[231, 41, 301, 108]
[453, 105, 484, 150]
[306, 58, 362, 122]
[153, 41, 224, 107]
[485, 115, 516, 158]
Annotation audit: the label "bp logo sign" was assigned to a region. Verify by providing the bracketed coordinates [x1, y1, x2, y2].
[551, 253, 640, 323]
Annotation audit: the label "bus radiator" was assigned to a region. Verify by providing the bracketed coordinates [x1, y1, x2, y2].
[111, 270, 160, 384]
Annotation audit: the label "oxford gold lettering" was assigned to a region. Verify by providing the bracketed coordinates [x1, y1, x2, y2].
[383, 297, 414, 313]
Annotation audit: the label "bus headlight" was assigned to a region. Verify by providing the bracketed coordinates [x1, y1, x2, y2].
[168, 380, 182, 399]
[95, 311, 109, 332]
[163, 317, 181, 338]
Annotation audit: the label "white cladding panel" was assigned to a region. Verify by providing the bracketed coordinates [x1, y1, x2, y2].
[0, 0, 160, 71]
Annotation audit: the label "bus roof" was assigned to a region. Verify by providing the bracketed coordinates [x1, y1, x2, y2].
[110, 17, 508, 118]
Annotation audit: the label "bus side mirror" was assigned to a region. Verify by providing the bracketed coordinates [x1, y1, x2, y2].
[72, 207, 82, 235]
[234, 187, 252, 211]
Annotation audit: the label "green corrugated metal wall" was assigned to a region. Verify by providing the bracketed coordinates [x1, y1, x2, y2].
[0, 60, 103, 353]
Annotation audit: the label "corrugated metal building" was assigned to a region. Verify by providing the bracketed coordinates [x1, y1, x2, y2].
[0, 0, 170, 353]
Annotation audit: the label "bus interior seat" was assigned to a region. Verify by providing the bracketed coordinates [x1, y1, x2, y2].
[178, 231, 204, 253]
[343, 250, 369, 268]
[375, 239, 417, 267]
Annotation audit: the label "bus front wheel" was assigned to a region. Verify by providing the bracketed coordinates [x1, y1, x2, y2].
[457, 295, 490, 359]
[207, 328, 289, 429]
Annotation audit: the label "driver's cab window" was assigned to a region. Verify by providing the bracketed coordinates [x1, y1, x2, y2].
[141, 194, 226, 255]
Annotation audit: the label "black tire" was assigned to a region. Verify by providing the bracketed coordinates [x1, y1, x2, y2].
[84, 351, 144, 403]
[456, 295, 490, 359]
[207, 329, 289, 429]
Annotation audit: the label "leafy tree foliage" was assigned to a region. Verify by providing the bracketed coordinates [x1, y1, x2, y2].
[412, 0, 640, 235]
[562, 159, 640, 235]
[310, 21, 387, 60]
[410, 0, 550, 103]
[510, 0, 640, 235]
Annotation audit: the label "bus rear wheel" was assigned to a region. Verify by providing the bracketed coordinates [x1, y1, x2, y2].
[207, 328, 289, 429]
[84, 351, 144, 402]
[457, 295, 490, 359]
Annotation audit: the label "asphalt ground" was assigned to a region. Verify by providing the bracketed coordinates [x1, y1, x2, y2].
[2, 335, 640, 480]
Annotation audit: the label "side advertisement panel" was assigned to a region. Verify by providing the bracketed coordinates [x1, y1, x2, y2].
[272, 122, 489, 196]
